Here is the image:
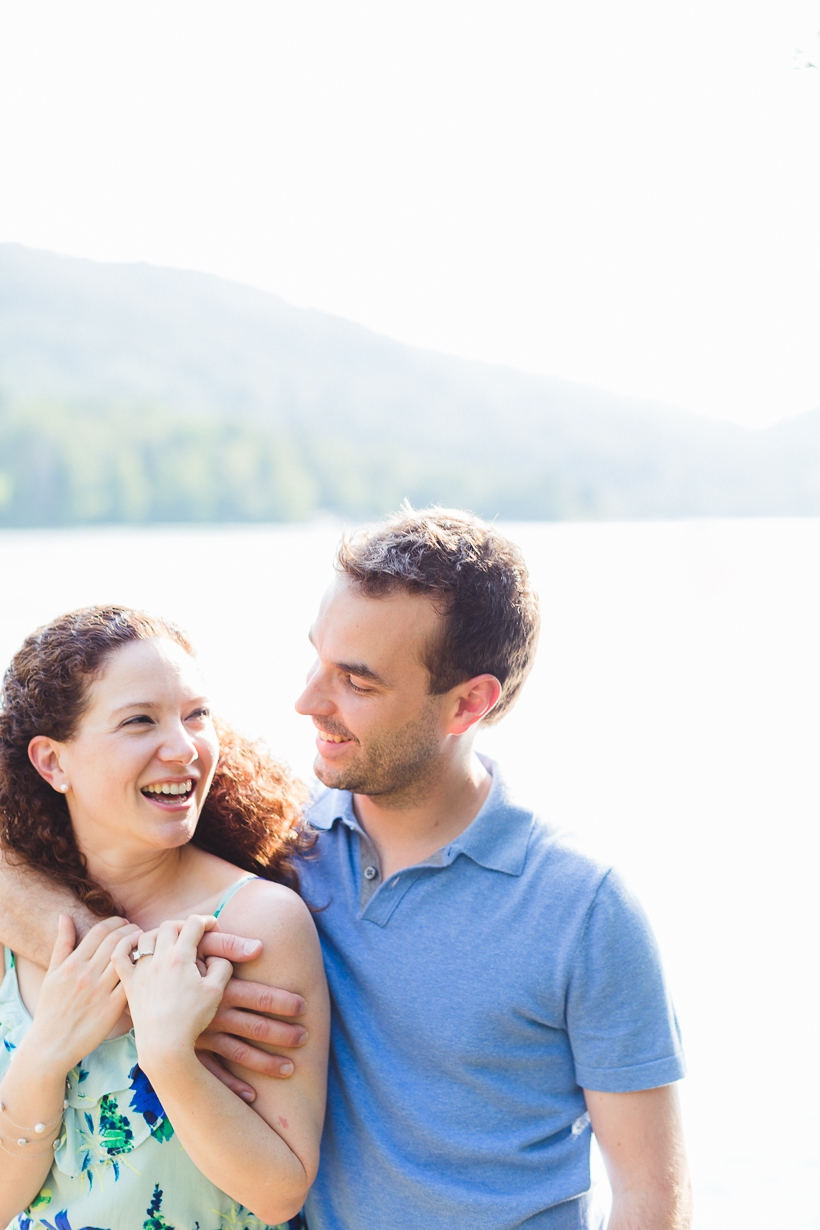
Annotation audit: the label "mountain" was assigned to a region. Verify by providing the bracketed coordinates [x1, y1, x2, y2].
[0, 243, 815, 525]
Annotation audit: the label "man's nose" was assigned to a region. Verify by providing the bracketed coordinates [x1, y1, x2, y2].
[294, 664, 333, 716]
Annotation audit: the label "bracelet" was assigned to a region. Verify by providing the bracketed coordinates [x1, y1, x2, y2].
[0, 1136, 60, 1160]
[0, 1099, 67, 1143]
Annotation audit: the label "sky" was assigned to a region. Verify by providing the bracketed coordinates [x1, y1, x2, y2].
[0, 0, 819, 429]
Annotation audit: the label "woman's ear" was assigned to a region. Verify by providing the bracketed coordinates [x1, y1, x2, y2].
[28, 736, 70, 794]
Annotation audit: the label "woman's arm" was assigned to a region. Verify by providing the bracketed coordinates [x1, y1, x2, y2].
[0, 917, 136, 1226]
[114, 886, 329, 1225]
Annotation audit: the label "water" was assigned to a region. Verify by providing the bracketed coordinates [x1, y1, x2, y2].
[0, 518, 818, 1228]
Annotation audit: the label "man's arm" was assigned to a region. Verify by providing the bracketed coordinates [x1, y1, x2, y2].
[0, 849, 307, 1086]
[0, 851, 311, 1092]
[0, 850, 91, 967]
[585, 1085, 692, 1230]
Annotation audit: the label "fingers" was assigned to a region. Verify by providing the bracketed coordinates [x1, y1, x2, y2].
[110, 931, 141, 984]
[208, 1004, 309, 1049]
[219, 977, 306, 1019]
[155, 914, 216, 961]
[109, 980, 128, 1015]
[196, 1049, 258, 1103]
[198, 930, 263, 963]
[48, 913, 77, 971]
[196, 1030, 296, 1078]
[88, 922, 141, 974]
[49, 916, 139, 974]
[112, 917, 221, 983]
[152, 918, 184, 959]
[74, 916, 137, 961]
[138, 926, 160, 953]
[97, 954, 129, 994]
[202, 955, 234, 996]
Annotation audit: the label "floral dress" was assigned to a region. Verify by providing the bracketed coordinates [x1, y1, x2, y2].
[1, 877, 303, 1230]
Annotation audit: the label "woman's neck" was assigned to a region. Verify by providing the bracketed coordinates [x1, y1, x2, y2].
[84, 843, 195, 929]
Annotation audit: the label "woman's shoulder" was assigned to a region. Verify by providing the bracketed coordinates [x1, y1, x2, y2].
[214, 877, 319, 962]
[180, 848, 303, 918]
[216, 879, 325, 1005]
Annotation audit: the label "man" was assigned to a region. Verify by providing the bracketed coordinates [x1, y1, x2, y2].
[0, 507, 690, 1229]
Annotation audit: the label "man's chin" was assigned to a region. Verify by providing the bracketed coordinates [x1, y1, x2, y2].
[313, 754, 357, 792]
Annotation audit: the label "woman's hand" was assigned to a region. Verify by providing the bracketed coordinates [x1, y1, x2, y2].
[112, 915, 234, 1071]
[28, 914, 138, 1077]
[130, 925, 308, 1096]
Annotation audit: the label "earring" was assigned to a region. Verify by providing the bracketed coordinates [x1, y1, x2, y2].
[59, 784, 69, 793]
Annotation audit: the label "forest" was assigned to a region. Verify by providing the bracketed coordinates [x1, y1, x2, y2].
[2, 244, 820, 526]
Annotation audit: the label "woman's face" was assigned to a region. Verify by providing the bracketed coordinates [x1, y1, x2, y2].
[43, 636, 219, 859]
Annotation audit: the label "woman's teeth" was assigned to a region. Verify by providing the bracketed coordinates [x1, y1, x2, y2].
[142, 779, 193, 797]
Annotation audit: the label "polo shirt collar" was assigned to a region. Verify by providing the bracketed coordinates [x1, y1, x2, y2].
[306, 782, 357, 832]
[449, 756, 533, 876]
[307, 755, 535, 878]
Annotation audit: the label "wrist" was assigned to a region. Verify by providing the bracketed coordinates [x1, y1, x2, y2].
[16, 1027, 76, 1083]
[0, 1099, 65, 1149]
[135, 1035, 198, 1082]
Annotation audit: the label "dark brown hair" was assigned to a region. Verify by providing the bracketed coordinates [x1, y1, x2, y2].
[0, 605, 309, 917]
[337, 505, 540, 724]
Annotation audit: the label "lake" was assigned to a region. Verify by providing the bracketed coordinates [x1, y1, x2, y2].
[0, 518, 817, 1228]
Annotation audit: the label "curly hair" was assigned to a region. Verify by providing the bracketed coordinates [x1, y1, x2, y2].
[0, 605, 310, 917]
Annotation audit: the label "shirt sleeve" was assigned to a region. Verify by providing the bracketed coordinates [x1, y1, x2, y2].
[566, 868, 686, 1092]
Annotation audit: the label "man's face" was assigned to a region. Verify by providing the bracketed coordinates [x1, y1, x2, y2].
[294, 575, 449, 801]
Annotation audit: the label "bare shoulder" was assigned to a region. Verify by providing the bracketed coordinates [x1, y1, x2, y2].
[215, 879, 325, 996]
[218, 877, 315, 938]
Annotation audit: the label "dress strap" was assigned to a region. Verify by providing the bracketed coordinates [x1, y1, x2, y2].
[2, 946, 13, 973]
[213, 874, 260, 919]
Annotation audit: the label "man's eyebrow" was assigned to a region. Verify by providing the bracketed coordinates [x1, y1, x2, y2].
[336, 660, 385, 685]
[307, 630, 385, 685]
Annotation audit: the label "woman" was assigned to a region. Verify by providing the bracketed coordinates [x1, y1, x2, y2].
[0, 605, 329, 1230]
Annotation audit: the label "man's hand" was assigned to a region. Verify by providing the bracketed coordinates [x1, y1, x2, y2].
[585, 1085, 692, 1230]
[194, 929, 308, 1102]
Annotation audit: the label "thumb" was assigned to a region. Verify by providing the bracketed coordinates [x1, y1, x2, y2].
[202, 956, 233, 995]
[47, 914, 77, 972]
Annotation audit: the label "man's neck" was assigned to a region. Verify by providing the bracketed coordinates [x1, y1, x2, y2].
[352, 750, 492, 880]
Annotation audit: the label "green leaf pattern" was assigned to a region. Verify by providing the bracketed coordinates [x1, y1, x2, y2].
[1, 960, 295, 1230]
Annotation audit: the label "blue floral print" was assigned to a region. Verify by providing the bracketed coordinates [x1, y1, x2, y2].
[0, 950, 294, 1230]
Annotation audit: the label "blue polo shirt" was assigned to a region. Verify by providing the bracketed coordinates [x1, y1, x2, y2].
[300, 759, 684, 1230]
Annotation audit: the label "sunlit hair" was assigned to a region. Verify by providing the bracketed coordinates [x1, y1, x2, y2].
[0, 605, 309, 917]
[336, 504, 540, 724]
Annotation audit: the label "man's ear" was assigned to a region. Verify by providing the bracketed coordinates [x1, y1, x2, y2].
[28, 736, 70, 794]
[448, 675, 502, 735]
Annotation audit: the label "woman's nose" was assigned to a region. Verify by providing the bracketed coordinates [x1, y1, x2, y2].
[159, 723, 199, 762]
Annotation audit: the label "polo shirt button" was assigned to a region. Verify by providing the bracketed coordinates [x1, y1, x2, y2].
[363, 866, 378, 880]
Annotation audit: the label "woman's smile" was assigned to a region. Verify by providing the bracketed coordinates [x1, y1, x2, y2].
[140, 777, 198, 810]
[45, 636, 219, 856]
[0, 603, 327, 1229]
